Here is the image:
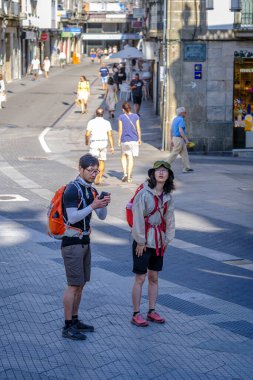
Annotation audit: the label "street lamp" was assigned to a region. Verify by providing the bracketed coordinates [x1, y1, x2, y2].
[206, 0, 214, 10]
[230, 0, 242, 11]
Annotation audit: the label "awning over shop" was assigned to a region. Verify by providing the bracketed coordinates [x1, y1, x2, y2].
[81, 33, 141, 41]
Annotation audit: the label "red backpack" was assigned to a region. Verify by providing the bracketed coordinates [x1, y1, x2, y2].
[48, 181, 95, 240]
[126, 184, 168, 255]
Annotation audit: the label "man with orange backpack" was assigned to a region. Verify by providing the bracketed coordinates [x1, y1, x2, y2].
[130, 161, 175, 327]
[61, 154, 110, 340]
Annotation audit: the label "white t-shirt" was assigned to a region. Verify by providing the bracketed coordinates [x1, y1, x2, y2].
[31, 59, 40, 70]
[86, 117, 112, 148]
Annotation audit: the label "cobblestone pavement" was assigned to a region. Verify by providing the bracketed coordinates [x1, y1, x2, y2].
[0, 59, 253, 379]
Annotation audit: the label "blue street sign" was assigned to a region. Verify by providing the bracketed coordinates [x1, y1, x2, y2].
[63, 27, 81, 33]
[195, 64, 202, 72]
[194, 71, 202, 79]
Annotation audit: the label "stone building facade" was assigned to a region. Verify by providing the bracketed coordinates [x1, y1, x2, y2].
[142, 0, 253, 152]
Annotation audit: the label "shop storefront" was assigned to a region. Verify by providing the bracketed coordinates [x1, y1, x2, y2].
[234, 57, 253, 149]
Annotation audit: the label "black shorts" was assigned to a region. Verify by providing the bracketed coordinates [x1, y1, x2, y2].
[132, 241, 163, 275]
[132, 95, 142, 105]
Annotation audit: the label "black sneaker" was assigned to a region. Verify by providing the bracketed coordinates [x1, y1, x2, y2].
[62, 325, 87, 340]
[121, 174, 128, 182]
[73, 320, 95, 332]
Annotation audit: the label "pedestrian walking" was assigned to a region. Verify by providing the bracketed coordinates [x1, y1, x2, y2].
[0, 73, 6, 109]
[117, 64, 126, 85]
[90, 49, 96, 64]
[0, 73, 6, 108]
[167, 107, 194, 173]
[77, 76, 90, 114]
[131, 161, 175, 327]
[61, 154, 111, 340]
[85, 108, 114, 185]
[43, 56, 51, 79]
[99, 62, 109, 91]
[104, 77, 118, 119]
[112, 63, 119, 90]
[30, 56, 41, 81]
[59, 51, 66, 68]
[129, 73, 144, 116]
[118, 101, 141, 183]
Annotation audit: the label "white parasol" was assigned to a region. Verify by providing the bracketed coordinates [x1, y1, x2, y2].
[109, 45, 143, 59]
[109, 46, 143, 81]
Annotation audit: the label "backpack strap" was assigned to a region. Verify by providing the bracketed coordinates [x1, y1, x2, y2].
[65, 181, 92, 235]
[145, 196, 169, 257]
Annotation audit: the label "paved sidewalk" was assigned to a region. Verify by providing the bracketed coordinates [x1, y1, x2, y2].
[0, 60, 253, 379]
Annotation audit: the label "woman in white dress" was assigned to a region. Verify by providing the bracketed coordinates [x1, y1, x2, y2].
[104, 77, 117, 119]
[43, 57, 51, 79]
[0, 73, 6, 109]
[77, 75, 90, 114]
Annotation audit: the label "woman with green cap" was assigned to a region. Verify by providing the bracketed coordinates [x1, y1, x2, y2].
[131, 161, 175, 327]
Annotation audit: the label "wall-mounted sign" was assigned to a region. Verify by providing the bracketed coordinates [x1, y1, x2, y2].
[184, 43, 206, 62]
[63, 27, 81, 34]
[132, 21, 143, 28]
[194, 63, 202, 79]
[133, 8, 145, 18]
[40, 32, 48, 41]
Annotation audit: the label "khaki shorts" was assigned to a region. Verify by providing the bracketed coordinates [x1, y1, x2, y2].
[89, 143, 107, 161]
[61, 244, 91, 286]
[121, 141, 139, 157]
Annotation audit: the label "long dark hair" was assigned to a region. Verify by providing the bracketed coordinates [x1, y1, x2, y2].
[147, 169, 175, 194]
[108, 76, 114, 85]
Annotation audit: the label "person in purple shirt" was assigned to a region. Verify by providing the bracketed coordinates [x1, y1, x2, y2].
[118, 102, 142, 183]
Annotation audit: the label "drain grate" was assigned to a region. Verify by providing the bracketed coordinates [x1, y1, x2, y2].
[214, 320, 253, 339]
[145, 294, 218, 316]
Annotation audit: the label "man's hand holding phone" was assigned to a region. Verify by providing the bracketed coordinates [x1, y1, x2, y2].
[91, 191, 111, 209]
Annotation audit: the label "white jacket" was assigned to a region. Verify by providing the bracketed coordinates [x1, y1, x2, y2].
[132, 181, 175, 250]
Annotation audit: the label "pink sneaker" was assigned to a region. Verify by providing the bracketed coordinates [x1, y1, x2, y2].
[131, 314, 149, 327]
[147, 311, 165, 324]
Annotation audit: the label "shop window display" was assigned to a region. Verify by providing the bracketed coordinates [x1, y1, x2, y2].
[234, 58, 253, 148]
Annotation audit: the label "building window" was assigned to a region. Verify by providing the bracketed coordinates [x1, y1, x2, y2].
[241, 0, 253, 26]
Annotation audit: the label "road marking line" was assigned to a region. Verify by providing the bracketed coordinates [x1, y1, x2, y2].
[39, 127, 52, 153]
[0, 154, 52, 200]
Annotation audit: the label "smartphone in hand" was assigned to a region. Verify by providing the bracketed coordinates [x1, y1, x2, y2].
[98, 191, 110, 200]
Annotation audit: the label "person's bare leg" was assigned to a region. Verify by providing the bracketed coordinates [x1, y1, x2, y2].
[95, 160, 105, 184]
[121, 154, 127, 179]
[132, 274, 146, 313]
[72, 285, 84, 316]
[81, 100, 85, 114]
[148, 270, 158, 310]
[127, 155, 134, 181]
[63, 285, 81, 320]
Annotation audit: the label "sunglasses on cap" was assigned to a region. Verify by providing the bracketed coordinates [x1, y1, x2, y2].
[153, 161, 171, 170]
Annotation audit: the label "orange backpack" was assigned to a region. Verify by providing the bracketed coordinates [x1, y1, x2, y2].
[48, 181, 91, 240]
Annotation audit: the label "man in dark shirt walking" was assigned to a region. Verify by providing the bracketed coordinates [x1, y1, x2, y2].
[130, 73, 144, 116]
[99, 62, 109, 90]
[61, 154, 111, 340]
